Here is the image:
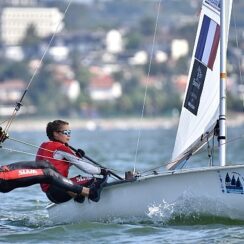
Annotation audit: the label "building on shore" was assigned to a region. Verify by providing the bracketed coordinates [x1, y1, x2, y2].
[1, 7, 64, 45]
[0, 0, 38, 7]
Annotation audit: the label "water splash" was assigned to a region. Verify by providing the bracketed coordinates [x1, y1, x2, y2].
[147, 200, 175, 223]
[144, 190, 244, 226]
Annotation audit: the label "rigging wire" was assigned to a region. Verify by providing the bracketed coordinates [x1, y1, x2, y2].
[2, 136, 121, 175]
[140, 132, 244, 176]
[133, 0, 162, 174]
[7, 136, 43, 150]
[1, 0, 73, 137]
[0, 119, 10, 126]
[1, 144, 120, 174]
[2, 127, 244, 178]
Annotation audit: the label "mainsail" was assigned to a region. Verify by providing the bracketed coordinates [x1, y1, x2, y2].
[169, 0, 233, 169]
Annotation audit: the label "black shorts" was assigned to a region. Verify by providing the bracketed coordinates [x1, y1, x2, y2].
[45, 177, 95, 204]
[46, 185, 72, 204]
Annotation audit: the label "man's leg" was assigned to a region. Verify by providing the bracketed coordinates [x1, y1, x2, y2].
[0, 162, 82, 194]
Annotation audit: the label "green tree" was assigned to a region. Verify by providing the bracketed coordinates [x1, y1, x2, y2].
[227, 91, 244, 112]
[74, 66, 91, 106]
[21, 24, 40, 46]
[21, 24, 41, 59]
[174, 56, 190, 75]
[70, 49, 90, 91]
[125, 31, 142, 50]
[28, 63, 69, 116]
[0, 60, 30, 81]
[143, 60, 169, 76]
[63, 4, 91, 30]
[140, 17, 155, 36]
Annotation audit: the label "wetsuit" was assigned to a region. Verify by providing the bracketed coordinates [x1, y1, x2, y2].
[36, 141, 101, 203]
[0, 161, 83, 197]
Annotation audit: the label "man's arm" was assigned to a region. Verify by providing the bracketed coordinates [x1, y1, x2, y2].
[53, 150, 101, 175]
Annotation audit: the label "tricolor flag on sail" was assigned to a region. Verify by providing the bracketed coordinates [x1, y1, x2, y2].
[195, 15, 220, 70]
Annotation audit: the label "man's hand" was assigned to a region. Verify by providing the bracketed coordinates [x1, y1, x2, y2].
[76, 148, 85, 158]
[100, 168, 110, 176]
[0, 127, 8, 143]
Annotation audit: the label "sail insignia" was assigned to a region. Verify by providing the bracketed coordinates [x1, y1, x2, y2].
[225, 172, 244, 194]
[184, 59, 207, 115]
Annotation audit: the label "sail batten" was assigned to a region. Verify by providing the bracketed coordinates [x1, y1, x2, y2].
[170, 0, 233, 168]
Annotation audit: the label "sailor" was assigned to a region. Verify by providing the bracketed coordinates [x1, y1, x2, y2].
[0, 125, 107, 203]
[36, 119, 108, 203]
[0, 160, 106, 203]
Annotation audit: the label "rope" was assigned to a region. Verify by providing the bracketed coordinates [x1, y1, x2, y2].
[207, 133, 215, 167]
[8, 136, 42, 150]
[2, 129, 244, 178]
[2, 136, 120, 174]
[1, 144, 97, 168]
[139, 132, 244, 176]
[2, 0, 73, 135]
[133, 0, 162, 174]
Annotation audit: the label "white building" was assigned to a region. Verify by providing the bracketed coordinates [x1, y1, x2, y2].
[0, 0, 38, 6]
[0, 79, 25, 103]
[0, 79, 36, 116]
[61, 79, 81, 102]
[1, 7, 64, 45]
[48, 45, 69, 62]
[4, 46, 25, 61]
[89, 67, 122, 101]
[171, 39, 189, 60]
[106, 29, 123, 54]
[129, 51, 148, 65]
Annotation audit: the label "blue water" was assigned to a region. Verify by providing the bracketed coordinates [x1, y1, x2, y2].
[1, 124, 244, 243]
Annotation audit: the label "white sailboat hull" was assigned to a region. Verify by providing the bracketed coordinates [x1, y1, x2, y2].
[47, 165, 244, 224]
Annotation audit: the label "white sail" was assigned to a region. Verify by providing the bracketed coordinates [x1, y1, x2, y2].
[170, 0, 233, 167]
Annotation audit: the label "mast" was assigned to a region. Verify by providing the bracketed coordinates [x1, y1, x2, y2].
[219, 0, 227, 166]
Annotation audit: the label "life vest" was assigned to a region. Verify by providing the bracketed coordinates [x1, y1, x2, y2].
[36, 141, 74, 192]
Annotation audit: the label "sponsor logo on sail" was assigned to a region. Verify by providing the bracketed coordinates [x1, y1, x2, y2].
[184, 59, 207, 115]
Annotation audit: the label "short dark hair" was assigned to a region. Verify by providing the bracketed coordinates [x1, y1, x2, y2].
[46, 120, 69, 141]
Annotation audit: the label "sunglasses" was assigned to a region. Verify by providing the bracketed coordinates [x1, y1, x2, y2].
[58, 130, 71, 136]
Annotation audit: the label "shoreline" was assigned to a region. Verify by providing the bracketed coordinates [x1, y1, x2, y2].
[2, 113, 244, 131]
[6, 117, 179, 131]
